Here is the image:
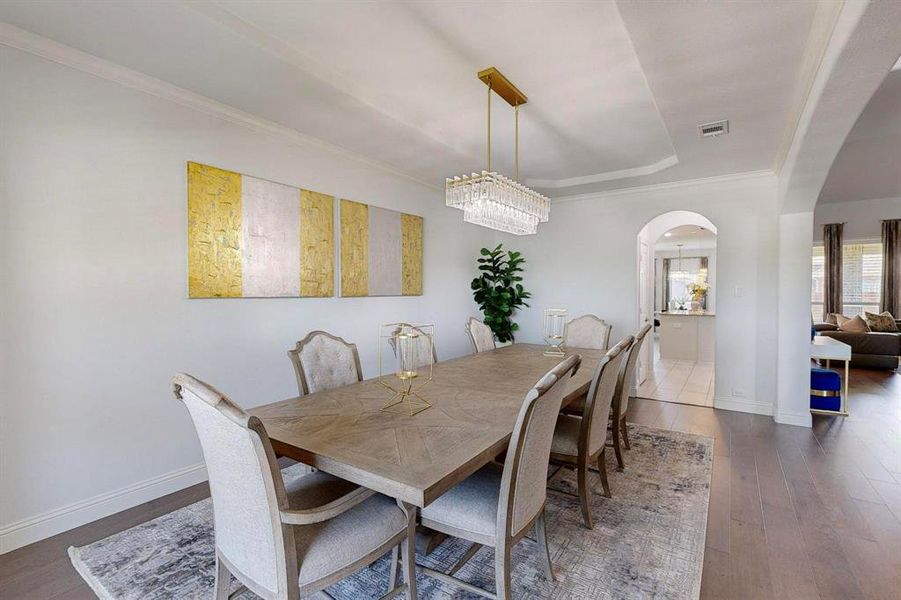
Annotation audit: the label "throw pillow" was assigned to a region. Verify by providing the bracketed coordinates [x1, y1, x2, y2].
[838, 315, 870, 333]
[825, 313, 840, 325]
[833, 314, 851, 327]
[864, 311, 899, 333]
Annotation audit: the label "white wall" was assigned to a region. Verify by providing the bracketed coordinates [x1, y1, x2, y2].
[775, 212, 815, 427]
[813, 196, 901, 242]
[0, 47, 491, 551]
[495, 173, 779, 417]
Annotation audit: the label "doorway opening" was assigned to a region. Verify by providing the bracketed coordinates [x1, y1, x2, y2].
[637, 212, 717, 407]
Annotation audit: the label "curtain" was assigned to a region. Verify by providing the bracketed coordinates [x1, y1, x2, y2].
[662, 259, 670, 310]
[882, 219, 901, 316]
[823, 223, 843, 317]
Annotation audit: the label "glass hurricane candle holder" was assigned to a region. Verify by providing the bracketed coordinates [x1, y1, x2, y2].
[379, 323, 434, 416]
[543, 309, 568, 356]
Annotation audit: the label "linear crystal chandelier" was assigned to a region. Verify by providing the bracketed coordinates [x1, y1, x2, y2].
[446, 68, 550, 235]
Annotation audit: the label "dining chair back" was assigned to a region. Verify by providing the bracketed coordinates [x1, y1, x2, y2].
[501, 353, 582, 540]
[610, 323, 653, 470]
[465, 317, 496, 353]
[583, 336, 633, 455]
[173, 373, 294, 599]
[566, 314, 612, 350]
[388, 322, 438, 368]
[288, 331, 363, 396]
[616, 323, 652, 423]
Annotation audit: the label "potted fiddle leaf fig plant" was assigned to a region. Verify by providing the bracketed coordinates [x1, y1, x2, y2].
[471, 244, 531, 343]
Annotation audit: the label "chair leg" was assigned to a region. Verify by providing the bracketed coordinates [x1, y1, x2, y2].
[214, 553, 230, 600]
[577, 461, 593, 530]
[398, 501, 418, 600]
[495, 544, 513, 600]
[597, 449, 611, 498]
[535, 510, 555, 582]
[388, 544, 399, 591]
[621, 417, 631, 450]
[611, 417, 625, 471]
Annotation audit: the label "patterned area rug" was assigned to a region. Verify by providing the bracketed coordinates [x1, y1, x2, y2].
[69, 425, 712, 600]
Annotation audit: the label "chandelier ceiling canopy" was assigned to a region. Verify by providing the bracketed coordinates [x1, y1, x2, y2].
[446, 67, 550, 236]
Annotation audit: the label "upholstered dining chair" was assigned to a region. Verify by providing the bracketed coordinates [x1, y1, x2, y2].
[288, 331, 362, 396]
[388, 322, 438, 367]
[173, 373, 417, 600]
[565, 314, 612, 351]
[465, 317, 496, 354]
[559, 315, 612, 419]
[610, 323, 653, 470]
[548, 336, 633, 529]
[418, 354, 582, 600]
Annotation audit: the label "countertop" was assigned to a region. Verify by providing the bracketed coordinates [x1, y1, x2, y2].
[656, 310, 716, 317]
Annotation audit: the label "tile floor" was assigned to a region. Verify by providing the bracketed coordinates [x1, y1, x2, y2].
[637, 335, 715, 406]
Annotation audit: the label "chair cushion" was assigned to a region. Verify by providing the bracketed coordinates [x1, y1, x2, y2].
[420, 463, 502, 542]
[285, 472, 406, 586]
[550, 414, 582, 457]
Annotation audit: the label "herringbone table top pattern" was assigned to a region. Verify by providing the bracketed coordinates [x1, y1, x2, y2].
[251, 344, 607, 507]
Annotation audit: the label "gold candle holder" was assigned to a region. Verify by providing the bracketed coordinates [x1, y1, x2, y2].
[543, 309, 568, 356]
[379, 323, 434, 416]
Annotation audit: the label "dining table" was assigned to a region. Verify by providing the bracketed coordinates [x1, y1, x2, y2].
[250, 343, 606, 513]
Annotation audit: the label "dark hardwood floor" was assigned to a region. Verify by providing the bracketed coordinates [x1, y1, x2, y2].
[1, 367, 898, 599]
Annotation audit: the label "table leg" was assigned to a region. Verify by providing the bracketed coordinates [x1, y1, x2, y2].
[397, 500, 418, 600]
[844, 359, 850, 414]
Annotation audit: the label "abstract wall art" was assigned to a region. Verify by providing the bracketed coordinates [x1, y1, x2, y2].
[340, 199, 423, 297]
[187, 162, 334, 298]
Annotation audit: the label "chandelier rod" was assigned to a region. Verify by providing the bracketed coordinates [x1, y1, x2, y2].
[515, 103, 519, 182]
[487, 78, 492, 173]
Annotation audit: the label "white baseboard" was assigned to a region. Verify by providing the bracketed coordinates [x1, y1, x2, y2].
[774, 409, 813, 428]
[0, 462, 207, 554]
[713, 396, 773, 416]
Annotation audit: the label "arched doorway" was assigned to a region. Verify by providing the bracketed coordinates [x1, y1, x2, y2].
[637, 211, 718, 406]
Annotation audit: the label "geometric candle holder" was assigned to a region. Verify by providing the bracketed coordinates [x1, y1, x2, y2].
[379, 322, 434, 416]
[543, 309, 568, 357]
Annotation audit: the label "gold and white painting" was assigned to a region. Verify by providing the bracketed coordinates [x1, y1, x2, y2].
[340, 199, 423, 297]
[187, 161, 334, 298]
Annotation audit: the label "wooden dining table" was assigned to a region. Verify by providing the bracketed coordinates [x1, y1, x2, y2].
[251, 343, 606, 510]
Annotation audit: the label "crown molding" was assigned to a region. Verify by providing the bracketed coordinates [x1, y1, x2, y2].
[526, 154, 679, 189]
[551, 169, 775, 204]
[0, 21, 441, 192]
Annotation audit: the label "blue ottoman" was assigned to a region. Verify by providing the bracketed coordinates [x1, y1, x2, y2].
[810, 367, 841, 412]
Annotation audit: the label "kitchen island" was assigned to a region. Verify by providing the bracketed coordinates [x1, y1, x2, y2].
[656, 310, 715, 362]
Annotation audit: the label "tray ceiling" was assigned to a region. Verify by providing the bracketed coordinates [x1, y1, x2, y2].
[0, 0, 823, 197]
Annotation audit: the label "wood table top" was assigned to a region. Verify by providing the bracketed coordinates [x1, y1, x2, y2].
[251, 343, 605, 507]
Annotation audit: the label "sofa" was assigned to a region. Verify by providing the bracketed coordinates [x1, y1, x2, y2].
[814, 320, 901, 369]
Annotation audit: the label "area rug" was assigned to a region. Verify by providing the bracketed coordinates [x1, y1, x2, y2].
[69, 425, 712, 600]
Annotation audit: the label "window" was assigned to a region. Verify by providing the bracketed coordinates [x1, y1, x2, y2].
[664, 256, 709, 310]
[811, 241, 882, 320]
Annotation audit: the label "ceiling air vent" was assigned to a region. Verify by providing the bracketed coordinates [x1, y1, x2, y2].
[698, 120, 729, 138]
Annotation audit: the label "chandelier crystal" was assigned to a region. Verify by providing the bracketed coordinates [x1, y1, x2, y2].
[445, 68, 550, 236]
[446, 171, 549, 236]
